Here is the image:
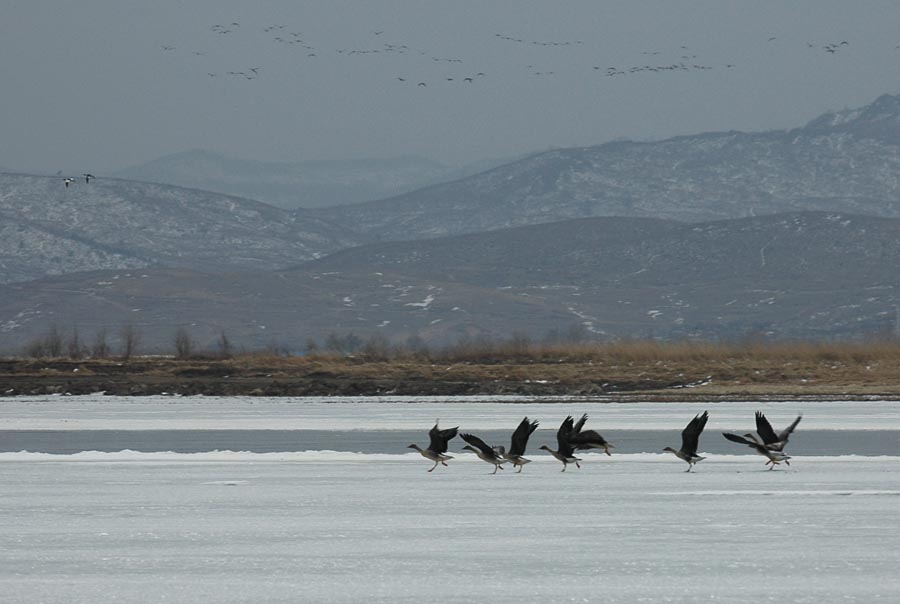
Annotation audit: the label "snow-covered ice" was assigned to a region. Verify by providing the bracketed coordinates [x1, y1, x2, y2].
[0, 397, 898, 603]
[2, 395, 900, 431]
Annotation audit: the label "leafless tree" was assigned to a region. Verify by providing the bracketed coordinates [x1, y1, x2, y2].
[120, 325, 141, 359]
[67, 326, 85, 359]
[217, 329, 233, 358]
[92, 328, 110, 358]
[45, 324, 64, 357]
[174, 327, 194, 359]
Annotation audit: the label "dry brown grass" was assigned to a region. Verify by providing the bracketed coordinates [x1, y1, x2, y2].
[5, 340, 900, 397]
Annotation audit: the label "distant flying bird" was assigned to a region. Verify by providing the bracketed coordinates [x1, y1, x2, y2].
[540, 416, 582, 472]
[460, 433, 507, 474]
[498, 417, 540, 472]
[83, 173, 95, 183]
[417, 82, 427, 87]
[408, 421, 458, 472]
[663, 411, 709, 472]
[463, 77, 473, 83]
[63, 178, 74, 187]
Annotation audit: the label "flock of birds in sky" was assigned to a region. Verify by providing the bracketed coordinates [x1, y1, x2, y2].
[158, 21, 856, 88]
[409, 411, 802, 474]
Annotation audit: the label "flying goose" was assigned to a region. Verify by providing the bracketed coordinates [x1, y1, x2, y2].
[755, 411, 802, 452]
[568, 413, 614, 456]
[663, 411, 709, 472]
[498, 417, 539, 472]
[723, 411, 802, 469]
[461, 433, 507, 474]
[408, 421, 458, 472]
[722, 432, 792, 469]
[539, 416, 582, 472]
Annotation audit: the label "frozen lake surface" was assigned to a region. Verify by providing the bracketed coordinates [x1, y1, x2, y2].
[1, 396, 899, 603]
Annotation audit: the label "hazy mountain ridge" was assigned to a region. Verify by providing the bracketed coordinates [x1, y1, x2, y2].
[114, 150, 458, 209]
[2, 211, 897, 352]
[313, 94, 900, 239]
[0, 173, 360, 284]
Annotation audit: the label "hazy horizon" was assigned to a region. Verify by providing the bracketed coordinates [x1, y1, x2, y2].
[3, 1, 900, 175]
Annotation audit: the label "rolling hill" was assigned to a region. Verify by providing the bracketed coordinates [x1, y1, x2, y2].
[0, 173, 360, 284]
[2, 211, 897, 353]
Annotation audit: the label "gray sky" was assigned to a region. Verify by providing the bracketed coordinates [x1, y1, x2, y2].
[2, 1, 900, 174]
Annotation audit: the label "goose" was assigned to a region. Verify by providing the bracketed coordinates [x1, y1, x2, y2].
[723, 411, 802, 469]
[539, 416, 582, 472]
[755, 411, 801, 453]
[568, 413, 614, 456]
[722, 432, 792, 469]
[408, 421, 458, 472]
[663, 411, 709, 472]
[498, 417, 539, 472]
[460, 433, 507, 474]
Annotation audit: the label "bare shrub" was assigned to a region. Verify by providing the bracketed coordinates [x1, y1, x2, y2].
[22, 338, 47, 359]
[359, 333, 393, 361]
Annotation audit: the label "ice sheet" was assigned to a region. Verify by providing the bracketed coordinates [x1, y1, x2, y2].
[1, 396, 899, 603]
[1, 452, 898, 603]
[2, 395, 900, 431]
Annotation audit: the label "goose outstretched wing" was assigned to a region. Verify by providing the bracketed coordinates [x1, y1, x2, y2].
[428, 423, 458, 453]
[681, 411, 709, 455]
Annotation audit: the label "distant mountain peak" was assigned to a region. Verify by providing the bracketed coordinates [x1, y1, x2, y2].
[802, 92, 900, 134]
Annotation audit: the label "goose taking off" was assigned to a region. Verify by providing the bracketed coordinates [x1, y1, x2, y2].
[539, 416, 582, 472]
[408, 421, 458, 472]
[499, 417, 540, 472]
[755, 411, 802, 452]
[722, 432, 792, 469]
[568, 413, 614, 456]
[663, 411, 709, 472]
[461, 433, 507, 474]
[723, 411, 802, 469]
